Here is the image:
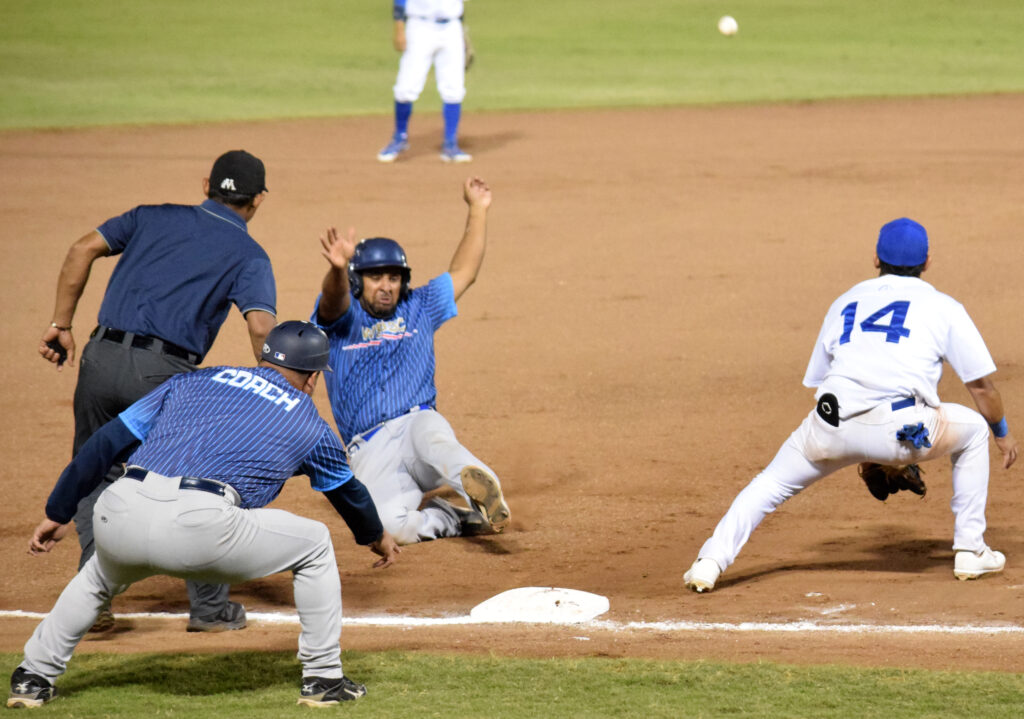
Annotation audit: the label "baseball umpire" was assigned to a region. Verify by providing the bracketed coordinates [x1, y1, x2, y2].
[376, 0, 474, 163]
[8, 321, 399, 710]
[311, 176, 509, 544]
[684, 218, 1018, 593]
[37, 150, 277, 632]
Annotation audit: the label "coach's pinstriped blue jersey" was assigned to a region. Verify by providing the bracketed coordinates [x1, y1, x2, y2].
[313, 273, 457, 443]
[118, 366, 354, 509]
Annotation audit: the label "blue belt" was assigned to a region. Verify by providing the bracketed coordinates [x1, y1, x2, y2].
[124, 466, 229, 497]
[356, 404, 433, 443]
[891, 397, 915, 412]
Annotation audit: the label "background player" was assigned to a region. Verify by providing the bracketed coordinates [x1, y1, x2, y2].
[8, 322, 398, 709]
[377, 0, 473, 163]
[37, 150, 277, 632]
[684, 218, 1018, 593]
[311, 176, 509, 544]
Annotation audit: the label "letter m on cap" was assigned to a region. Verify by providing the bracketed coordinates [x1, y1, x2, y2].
[220, 178, 237, 191]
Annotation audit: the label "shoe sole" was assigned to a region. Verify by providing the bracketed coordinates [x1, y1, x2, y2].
[684, 576, 715, 593]
[954, 567, 1004, 581]
[440, 154, 472, 163]
[6, 690, 56, 709]
[187, 618, 247, 633]
[377, 154, 400, 163]
[461, 467, 510, 533]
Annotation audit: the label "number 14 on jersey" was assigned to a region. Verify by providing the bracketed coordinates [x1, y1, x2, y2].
[839, 301, 911, 344]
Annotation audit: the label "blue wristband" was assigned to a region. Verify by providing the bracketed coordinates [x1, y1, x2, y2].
[989, 417, 1009, 438]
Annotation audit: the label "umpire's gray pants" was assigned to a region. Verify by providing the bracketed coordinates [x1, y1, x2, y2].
[22, 472, 345, 682]
[71, 333, 229, 618]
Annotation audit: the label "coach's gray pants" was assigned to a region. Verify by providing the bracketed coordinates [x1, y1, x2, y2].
[22, 472, 345, 682]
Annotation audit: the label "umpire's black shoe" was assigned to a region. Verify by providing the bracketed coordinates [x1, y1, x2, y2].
[7, 666, 57, 709]
[186, 601, 247, 633]
[297, 675, 367, 707]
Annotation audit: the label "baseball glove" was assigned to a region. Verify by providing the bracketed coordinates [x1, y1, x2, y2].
[463, 24, 475, 71]
[858, 462, 926, 501]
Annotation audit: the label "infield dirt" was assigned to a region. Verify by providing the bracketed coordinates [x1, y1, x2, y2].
[3, 95, 1023, 672]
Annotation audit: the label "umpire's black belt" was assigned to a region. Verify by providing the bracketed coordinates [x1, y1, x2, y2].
[124, 466, 229, 497]
[94, 326, 201, 364]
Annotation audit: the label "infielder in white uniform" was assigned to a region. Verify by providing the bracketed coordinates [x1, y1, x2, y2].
[377, 0, 472, 163]
[684, 218, 1018, 593]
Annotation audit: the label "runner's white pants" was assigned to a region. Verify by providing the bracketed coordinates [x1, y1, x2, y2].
[22, 471, 345, 682]
[698, 400, 992, 572]
[348, 409, 496, 544]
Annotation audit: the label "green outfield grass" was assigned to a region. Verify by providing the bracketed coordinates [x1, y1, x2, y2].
[1, 0, 1022, 129]
[4, 651, 1024, 719]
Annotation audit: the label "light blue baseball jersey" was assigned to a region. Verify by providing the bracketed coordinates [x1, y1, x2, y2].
[119, 366, 355, 508]
[312, 273, 457, 443]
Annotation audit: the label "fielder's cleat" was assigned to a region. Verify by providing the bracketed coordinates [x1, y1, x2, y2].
[377, 133, 409, 163]
[684, 558, 721, 593]
[461, 466, 510, 533]
[88, 608, 115, 633]
[186, 601, 247, 633]
[439, 142, 472, 163]
[297, 675, 367, 707]
[953, 547, 1006, 581]
[7, 667, 57, 709]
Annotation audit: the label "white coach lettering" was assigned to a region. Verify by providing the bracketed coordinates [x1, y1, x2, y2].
[212, 368, 237, 383]
[244, 375, 269, 396]
[260, 383, 282, 401]
[227, 370, 252, 387]
[274, 392, 301, 412]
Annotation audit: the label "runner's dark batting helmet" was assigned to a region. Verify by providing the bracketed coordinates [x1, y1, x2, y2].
[348, 237, 411, 300]
[261, 321, 331, 372]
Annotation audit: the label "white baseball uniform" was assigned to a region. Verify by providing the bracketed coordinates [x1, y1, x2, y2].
[393, 0, 466, 105]
[697, 274, 999, 573]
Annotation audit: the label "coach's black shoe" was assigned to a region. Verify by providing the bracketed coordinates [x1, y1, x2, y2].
[186, 601, 247, 633]
[297, 675, 367, 707]
[7, 667, 57, 709]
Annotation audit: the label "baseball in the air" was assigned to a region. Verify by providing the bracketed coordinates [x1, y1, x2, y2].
[717, 15, 739, 37]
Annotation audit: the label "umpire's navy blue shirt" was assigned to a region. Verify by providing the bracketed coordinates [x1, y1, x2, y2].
[95, 199, 276, 356]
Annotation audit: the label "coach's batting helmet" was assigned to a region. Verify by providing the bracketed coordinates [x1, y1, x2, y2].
[348, 237, 411, 300]
[261, 321, 331, 372]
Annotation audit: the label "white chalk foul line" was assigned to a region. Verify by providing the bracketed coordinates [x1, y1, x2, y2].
[2, 610, 1022, 635]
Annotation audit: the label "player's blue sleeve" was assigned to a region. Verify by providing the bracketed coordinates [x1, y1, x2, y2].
[232, 255, 277, 317]
[323, 479, 384, 545]
[118, 377, 177, 440]
[311, 293, 355, 335]
[393, 0, 407, 21]
[45, 418, 140, 523]
[95, 206, 142, 254]
[300, 427, 355, 492]
[425, 273, 458, 330]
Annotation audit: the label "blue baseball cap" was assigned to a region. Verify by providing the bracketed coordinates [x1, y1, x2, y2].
[877, 218, 928, 266]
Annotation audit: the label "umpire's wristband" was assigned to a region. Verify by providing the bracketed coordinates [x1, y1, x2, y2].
[989, 417, 1009, 438]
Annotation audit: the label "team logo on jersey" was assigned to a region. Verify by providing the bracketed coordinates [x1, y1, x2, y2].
[211, 368, 301, 411]
[342, 317, 416, 350]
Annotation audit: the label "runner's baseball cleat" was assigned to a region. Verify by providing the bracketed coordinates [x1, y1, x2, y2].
[7, 667, 57, 709]
[297, 676, 367, 707]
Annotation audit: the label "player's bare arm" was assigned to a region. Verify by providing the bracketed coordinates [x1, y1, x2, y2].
[39, 230, 110, 369]
[965, 376, 1019, 468]
[317, 226, 357, 322]
[244, 309, 277, 362]
[393, 19, 406, 52]
[449, 177, 492, 300]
